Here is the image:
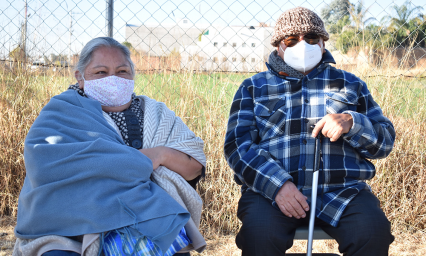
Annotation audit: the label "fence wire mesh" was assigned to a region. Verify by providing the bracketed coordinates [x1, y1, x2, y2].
[1, 0, 426, 240]
[1, 0, 425, 102]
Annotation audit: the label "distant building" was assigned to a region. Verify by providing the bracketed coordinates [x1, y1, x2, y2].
[125, 20, 275, 72]
[125, 19, 208, 56]
[180, 25, 274, 72]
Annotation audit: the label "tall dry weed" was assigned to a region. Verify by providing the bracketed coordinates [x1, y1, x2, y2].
[0, 56, 425, 240]
[370, 116, 426, 232]
[1, 71, 31, 216]
[0, 66, 71, 216]
[347, 46, 426, 234]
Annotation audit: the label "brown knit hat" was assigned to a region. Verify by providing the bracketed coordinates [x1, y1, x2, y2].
[271, 7, 329, 47]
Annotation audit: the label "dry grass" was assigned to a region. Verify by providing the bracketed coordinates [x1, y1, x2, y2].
[0, 50, 425, 255]
[0, 67, 73, 216]
[0, 216, 16, 255]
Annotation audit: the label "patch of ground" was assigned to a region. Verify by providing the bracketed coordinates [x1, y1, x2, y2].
[0, 216, 15, 256]
[1, 217, 425, 256]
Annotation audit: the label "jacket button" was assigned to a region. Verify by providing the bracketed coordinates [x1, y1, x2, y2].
[302, 166, 306, 171]
[303, 140, 307, 144]
[304, 99, 309, 103]
[305, 119, 309, 123]
[132, 140, 141, 148]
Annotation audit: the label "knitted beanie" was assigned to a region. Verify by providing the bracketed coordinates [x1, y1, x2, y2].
[271, 7, 329, 47]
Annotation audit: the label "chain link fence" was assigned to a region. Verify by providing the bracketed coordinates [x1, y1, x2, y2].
[1, 0, 426, 74]
[2, 0, 424, 73]
[1, 0, 426, 236]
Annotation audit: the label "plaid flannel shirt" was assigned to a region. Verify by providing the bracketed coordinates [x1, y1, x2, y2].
[224, 50, 395, 226]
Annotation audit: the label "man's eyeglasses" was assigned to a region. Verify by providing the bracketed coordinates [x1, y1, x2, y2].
[282, 34, 320, 47]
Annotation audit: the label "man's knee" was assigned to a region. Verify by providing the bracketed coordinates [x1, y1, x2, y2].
[355, 210, 393, 245]
[236, 218, 294, 254]
[328, 190, 394, 255]
[337, 215, 393, 256]
[236, 190, 297, 254]
[349, 190, 393, 240]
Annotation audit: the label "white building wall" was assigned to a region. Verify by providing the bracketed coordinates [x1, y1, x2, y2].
[180, 26, 275, 72]
[125, 19, 208, 56]
[125, 21, 275, 72]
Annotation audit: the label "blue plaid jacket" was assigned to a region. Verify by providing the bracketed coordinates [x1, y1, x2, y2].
[224, 50, 395, 226]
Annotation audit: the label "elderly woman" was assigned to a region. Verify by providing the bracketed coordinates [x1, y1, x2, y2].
[13, 37, 207, 256]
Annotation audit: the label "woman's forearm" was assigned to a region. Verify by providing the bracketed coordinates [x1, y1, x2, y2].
[139, 146, 203, 180]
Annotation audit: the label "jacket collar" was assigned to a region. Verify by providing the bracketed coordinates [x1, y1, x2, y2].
[321, 49, 336, 65]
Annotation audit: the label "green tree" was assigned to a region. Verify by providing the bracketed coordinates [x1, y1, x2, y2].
[331, 0, 378, 53]
[383, 0, 424, 47]
[335, 30, 360, 54]
[122, 41, 134, 50]
[334, 15, 351, 34]
[320, 0, 351, 33]
[9, 45, 25, 62]
[347, 0, 376, 31]
[407, 15, 426, 47]
[385, 1, 423, 33]
[335, 24, 393, 54]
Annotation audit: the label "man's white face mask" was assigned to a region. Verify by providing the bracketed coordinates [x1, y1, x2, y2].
[281, 40, 323, 73]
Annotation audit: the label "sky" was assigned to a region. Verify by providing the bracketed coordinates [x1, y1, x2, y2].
[0, 0, 425, 59]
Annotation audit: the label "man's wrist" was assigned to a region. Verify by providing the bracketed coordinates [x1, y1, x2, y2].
[342, 111, 360, 139]
[272, 177, 292, 200]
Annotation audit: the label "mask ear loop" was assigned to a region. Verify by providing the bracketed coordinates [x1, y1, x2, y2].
[318, 40, 324, 52]
[79, 72, 86, 84]
[279, 43, 285, 54]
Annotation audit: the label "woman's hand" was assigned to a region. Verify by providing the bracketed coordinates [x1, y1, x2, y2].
[139, 147, 165, 169]
[139, 146, 203, 181]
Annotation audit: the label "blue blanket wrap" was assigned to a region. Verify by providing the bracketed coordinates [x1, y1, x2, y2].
[15, 89, 190, 254]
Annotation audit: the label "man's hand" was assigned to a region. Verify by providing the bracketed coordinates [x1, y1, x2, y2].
[312, 114, 353, 142]
[276, 181, 309, 219]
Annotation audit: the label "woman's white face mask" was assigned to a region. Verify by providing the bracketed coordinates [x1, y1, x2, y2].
[83, 75, 134, 107]
[282, 41, 323, 73]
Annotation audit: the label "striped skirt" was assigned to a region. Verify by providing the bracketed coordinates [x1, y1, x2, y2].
[102, 228, 191, 256]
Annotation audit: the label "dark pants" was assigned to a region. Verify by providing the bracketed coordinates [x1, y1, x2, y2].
[42, 251, 80, 256]
[236, 189, 394, 256]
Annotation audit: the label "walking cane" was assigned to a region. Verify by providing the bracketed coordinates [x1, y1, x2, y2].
[307, 129, 322, 256]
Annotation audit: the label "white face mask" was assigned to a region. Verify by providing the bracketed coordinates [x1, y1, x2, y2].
[282, 41, 323, 73]
[83, 75, 135, 107]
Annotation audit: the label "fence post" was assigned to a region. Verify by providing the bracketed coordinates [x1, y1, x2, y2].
[107, 0, 113, 37]
[23, 0, 28, 64]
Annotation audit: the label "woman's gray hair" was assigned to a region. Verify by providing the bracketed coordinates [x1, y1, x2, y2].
[76, 37, 135, 78]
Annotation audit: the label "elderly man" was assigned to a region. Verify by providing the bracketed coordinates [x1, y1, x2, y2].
[224, 7, 395, 256]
